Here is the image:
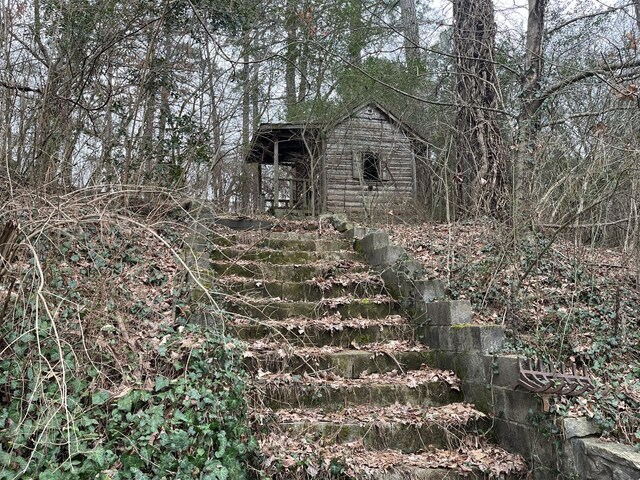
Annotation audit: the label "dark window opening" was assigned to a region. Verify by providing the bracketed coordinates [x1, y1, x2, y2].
[362, 151, 381, 181]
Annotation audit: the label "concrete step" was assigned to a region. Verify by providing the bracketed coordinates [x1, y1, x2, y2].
[209, 247, 361, 264]
[216, 273, 386, 301]
[258, 432, 528, 479]
[251, 367, 462, 410]
[208, 233, 236, 247]
[253, 237, 352, 252]
[252, 231, 343, 241]
[224, 294, 398, 320]
[209, 259, 368, 282]
[210, 232, 349, 250]
[256, 403, 487, 452]
[243, 341, 432, 377]
[228, 315, 413, 347]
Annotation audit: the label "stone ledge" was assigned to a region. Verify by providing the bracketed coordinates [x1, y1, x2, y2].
[345, 226, 371, 240]
[378, 264, 431, 300]
[493, 418, 558, 480]
[561, 416, 601, 439]
[427, 351, 546, 423]
[360, 230, 389, 252]
[484, 354, 520, 389]
[415, 279, 445, 302]
[418, 324, 505, 354]
[335, 220, 353, 232]
[566, 437, 640, 480]
[429, 351, 489, 385]
[367, 245, 407, 267]
[425, 300, 473, 326]
[492, 386, 545, 424]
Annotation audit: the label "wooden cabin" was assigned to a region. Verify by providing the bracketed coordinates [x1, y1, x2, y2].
[245, 102, 427, 216]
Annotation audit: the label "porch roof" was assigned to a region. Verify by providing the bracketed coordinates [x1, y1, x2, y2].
[245, 123, 321, 165]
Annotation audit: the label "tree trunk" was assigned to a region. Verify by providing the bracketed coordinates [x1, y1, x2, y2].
[285, 0, 298, 117]
[400, 0, 421, 68]
[298, 39, 310, 103]
[32, 59, 74, 188]
[97, 72, 115, 186]
[514, 0, 547, 206]
[453, 0, 506, 217]
[241, 30, 253, 211]
[346, 0, 363, 66]
[157, 34, 171, 172]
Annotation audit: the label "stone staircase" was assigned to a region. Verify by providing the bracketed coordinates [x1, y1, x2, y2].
[207, 227, 528, 479]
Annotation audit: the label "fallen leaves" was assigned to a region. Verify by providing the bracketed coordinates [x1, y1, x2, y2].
[231, 313, 409, 334]
[309, 270, 384, 291]
[252, 363, 461, 391]
[257, 402, 485, 427]
[258, 433, 528, 478]
[243, 339, 426, 359]
[318, 294, 392, 309]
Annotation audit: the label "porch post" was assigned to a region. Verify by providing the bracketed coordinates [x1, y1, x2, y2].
[273, 139, 280, 208]
[289, 176, 295, 209]
[257, 162, 263, 211]
[302, 180, 308, 209]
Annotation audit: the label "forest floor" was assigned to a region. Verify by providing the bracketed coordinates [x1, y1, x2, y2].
[386, 219, 640, 445]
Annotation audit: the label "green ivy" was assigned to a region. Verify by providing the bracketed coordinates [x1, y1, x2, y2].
[0, 322, 255, 479]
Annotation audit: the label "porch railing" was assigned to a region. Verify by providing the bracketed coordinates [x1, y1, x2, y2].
[262, 177, 314, 213]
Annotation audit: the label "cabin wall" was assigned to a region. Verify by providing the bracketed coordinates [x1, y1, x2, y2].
[324, 108, 416, 214]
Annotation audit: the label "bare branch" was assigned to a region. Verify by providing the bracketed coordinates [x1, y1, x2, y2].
[0, 80, 43, 95]
[528, 58, 640, 116]
[546, 4, 631, 36]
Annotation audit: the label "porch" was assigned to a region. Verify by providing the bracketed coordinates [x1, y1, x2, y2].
[246, 123, 323, 216]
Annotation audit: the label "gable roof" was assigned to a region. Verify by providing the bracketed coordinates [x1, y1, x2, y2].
[329, 101, 429, 145]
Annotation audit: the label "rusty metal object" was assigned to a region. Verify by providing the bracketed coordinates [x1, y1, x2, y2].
[518, 358, 595, 396]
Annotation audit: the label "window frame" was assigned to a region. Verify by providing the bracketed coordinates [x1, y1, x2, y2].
[362, 151, 381, 182]
[352, 150, 388, 183]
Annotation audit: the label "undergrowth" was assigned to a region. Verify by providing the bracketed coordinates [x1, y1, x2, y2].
[0, 186, 257, 479]
[459, 234, 639, 442]
[390, 221, 640, 445]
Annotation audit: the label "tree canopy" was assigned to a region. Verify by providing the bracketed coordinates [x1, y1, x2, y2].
[0, 0, 638, 240]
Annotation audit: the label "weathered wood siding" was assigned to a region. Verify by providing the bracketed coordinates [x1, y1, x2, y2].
[324, 106, 416, 213]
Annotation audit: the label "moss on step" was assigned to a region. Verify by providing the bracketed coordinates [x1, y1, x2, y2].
[256, 238, 351, 252]
[245, 350, 434, 378]
[227, 322, 414, 348]
[258, 382, 462, 411]
[209, 248, 323, 264]
[209, 262, 342, 281]
[209, 233, 236, 246]
[225, 298, 399, 320]
[217, 278, 387, 302]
